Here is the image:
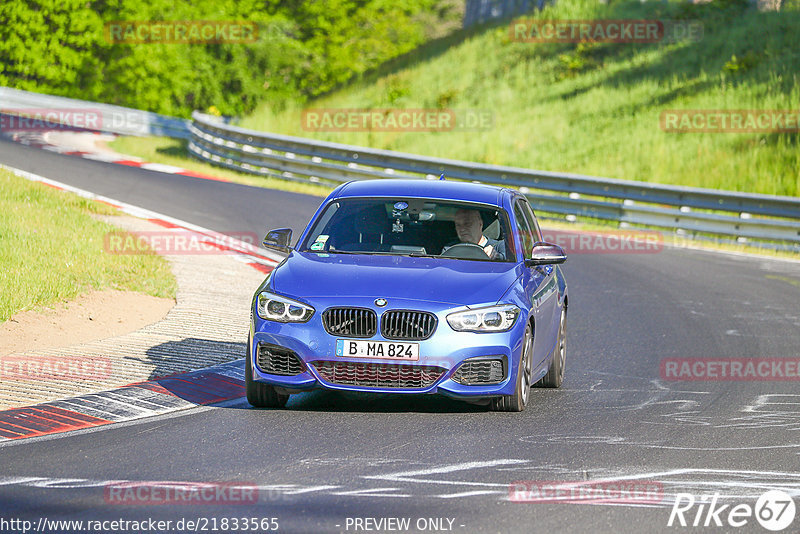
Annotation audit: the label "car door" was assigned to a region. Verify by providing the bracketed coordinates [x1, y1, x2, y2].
[522, 198, 562, 344]
[513, 197, 560, 367]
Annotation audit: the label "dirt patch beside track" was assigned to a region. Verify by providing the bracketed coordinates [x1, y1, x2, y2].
[0, 289, 174, 357]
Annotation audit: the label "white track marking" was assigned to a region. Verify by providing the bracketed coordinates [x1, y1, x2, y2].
[364, 460, 528, 487]
[437, 490, 505, 499]
[332, 488, 411, 498]
[139, 163, 187, 173]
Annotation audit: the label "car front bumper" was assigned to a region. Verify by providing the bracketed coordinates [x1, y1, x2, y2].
[249, 297, 527, 398]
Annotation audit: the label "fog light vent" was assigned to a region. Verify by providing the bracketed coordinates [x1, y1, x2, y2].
[256, 343, 304, 376]
[452, 358, 505, 385]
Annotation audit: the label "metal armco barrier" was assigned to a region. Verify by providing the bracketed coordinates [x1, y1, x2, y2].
[463, 0, 549, 28]
[189, 112, 800, 247]
[1, 86, 796, 247]
[0, 87, 190, 138]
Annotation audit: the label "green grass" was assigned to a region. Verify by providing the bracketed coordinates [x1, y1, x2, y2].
[108, 136, 332, 197]
[0, 168, 177, 321]
[238, 0, 800, 197]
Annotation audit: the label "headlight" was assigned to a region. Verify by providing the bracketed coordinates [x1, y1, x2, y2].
[447, 304, 520, 332]
[256, 292, 314, 323]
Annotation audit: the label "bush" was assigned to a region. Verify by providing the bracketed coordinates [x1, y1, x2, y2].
[0, 0, 460, 117]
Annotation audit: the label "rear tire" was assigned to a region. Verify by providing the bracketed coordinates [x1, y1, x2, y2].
[490, 323, 533, 412]
[245, 340, 289, 408]
[538, 307, 566, 388]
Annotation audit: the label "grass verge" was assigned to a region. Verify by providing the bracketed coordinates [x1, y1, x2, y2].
[242, 0, 800, 197]
[0, 168, 177, 322]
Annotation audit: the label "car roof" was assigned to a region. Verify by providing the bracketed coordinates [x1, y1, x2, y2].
[334, 179, 512, 207]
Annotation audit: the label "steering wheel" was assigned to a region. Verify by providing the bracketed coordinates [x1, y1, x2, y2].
[440, 243, 490, 259]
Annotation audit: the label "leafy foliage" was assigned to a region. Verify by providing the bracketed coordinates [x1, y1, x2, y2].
[0, 0, 104, 94]
[723, 51, 761, 74]
[238, 0, 800, 197]
[0, 0, 460, 117]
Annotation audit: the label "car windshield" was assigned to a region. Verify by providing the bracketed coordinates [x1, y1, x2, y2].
[300, 198, 515, 262]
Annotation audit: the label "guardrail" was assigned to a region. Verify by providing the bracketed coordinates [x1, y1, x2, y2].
[0, 87, 190, 138]
[463, 0, 549, 28]
[189, 112, 800, 248]
[1, 87, 796, 248]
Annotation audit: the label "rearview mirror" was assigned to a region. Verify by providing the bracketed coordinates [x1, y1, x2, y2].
[262, 228, 292, 254]
[526, 242, 567, 266]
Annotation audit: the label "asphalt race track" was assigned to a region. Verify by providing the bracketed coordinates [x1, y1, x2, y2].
[2, 138, 800, 533]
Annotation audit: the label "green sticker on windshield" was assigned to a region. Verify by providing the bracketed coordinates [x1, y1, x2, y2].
[310, 234, 329, 251]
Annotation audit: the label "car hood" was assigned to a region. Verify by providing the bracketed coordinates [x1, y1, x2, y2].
[271, 251, 522, 306]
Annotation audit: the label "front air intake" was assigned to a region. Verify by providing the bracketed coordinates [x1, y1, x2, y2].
[311, 361, 446, 389]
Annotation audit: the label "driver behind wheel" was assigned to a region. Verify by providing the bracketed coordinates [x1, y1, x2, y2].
[445, 208, 506, 260]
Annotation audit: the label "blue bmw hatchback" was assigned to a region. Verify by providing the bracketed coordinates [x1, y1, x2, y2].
[247, 179, 568, 411]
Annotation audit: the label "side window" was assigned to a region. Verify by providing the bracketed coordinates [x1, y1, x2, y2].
[302, 201, 340, 251]
[513, 201, 535, 258]
[519, 198, 543, 241]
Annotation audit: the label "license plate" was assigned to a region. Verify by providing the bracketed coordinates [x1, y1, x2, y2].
[336, 339, 419, 361]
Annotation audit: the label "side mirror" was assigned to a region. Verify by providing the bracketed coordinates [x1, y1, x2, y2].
[526, 242, 567, 266]
[262, 228, 292, 254]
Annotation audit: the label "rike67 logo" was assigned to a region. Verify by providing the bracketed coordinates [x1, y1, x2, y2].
[668, 490, 796, 531]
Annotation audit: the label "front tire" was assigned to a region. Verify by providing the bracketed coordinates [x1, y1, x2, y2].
[245, 340, 289, 408]
[538, 307, 566, 388]
[490, 322, 533, 412]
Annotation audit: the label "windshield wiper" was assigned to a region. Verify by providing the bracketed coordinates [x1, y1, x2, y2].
[401, 252, 436, 258]
[303, 249, 368, 255]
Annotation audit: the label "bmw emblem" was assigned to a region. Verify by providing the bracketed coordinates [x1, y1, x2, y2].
[374, 298, 387, 307]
